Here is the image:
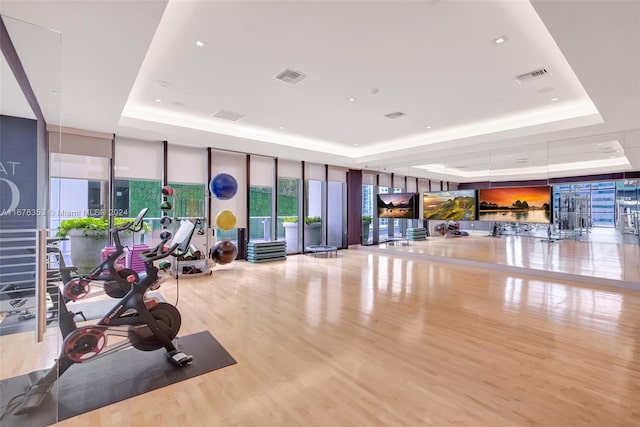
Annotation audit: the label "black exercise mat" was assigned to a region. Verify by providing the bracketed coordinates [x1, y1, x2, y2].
[0, 330, 236, 426]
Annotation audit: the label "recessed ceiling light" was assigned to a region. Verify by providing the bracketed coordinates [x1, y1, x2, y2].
[493, 36, 508, 45]
[550, 97, 559, 102]
[348, 97, 356, 102]
[353, 143, 359, 146]
[155, 98, 163, 103]
[426, 126, 432, 129]
[278, 126, 284, 130]
[195, 40, 205, 47]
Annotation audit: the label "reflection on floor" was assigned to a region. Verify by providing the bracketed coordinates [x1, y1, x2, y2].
[369, 230, 640, 288]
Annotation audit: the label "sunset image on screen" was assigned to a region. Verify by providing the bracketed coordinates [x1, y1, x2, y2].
[478, 186, 551, 223]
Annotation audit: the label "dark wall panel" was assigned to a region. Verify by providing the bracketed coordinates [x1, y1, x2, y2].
[0, 114, 38, 229]
[346, 169, 362, 245]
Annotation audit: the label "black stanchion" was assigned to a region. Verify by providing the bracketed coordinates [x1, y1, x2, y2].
[236, 228, 247, 260]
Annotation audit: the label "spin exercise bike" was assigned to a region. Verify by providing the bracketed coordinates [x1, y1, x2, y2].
[61, 208, 149, 302]
[8, 219, 197, 416]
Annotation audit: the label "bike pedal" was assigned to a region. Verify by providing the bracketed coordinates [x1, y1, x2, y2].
[144, 298, 160, 309]
[167, 350, 193, 367]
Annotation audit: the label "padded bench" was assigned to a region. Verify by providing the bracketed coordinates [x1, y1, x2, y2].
[305, 245, 338, 258]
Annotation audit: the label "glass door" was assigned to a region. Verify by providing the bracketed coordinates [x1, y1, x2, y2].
[304, 179, 324, 249]
[0, 14, 62, 425]
[327, 181, 346, 248]
[277, 177, 300, 254]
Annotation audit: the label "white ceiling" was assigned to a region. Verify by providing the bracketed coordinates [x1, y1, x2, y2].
[1, 0, 639, 183]
[1, 53, 35, 120]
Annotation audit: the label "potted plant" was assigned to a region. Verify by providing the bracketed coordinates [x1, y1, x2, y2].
[57, 216, 151, 273]
[362, 215, 372, 240]
[57, 217, 110, 273]
[282, 216, 299, 252]
[304, 216, 322, 247]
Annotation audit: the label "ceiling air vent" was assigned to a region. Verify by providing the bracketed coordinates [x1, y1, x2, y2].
[515, 68, 550, 84]
[275, 68, 306, 84]
[385, 111, 406, 119]
[211, 110, 245, 122]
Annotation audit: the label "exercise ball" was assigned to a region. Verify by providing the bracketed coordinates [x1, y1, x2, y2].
[216, 210, 237, 230]
[209, 173, 238, 200]
[209, 240, 237, 264]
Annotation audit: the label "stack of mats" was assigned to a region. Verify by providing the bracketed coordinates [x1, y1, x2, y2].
[129, 244, 150, 273]
[247, 241, 286, 263]
[407, 227, 428, 241]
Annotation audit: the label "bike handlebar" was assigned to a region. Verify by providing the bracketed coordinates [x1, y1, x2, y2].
[139, 242, 180, 263]
[138, 220, 195, 264]
[108, 208, 149, 235]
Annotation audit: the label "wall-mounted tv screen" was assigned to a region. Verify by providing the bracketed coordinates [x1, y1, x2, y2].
[478, 186, 551, 223]
[377, 193, 418, 219]
[423, 190, 476, 221]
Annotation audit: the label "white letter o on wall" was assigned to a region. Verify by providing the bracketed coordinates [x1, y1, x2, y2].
[0, 178, 20, 212]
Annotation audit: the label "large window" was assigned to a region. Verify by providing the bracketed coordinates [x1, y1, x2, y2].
[616, 180, 639, 233]
[277, 177, 299, 253]
[50, 152, 110, 260]
[304, 179, 324, 247]
[327, 181, 346, 248]
[114, 179, 160, 244]
[249, 186, 273, 241]
[115, 137, 163, 243]
[168, 183, 206, 218]
[115, 179, 161, 219]
[590, 182, 615, 227]
[379, 186, 389, 239]
[362, 184, 374, 245]
[553, 182, 615, 228]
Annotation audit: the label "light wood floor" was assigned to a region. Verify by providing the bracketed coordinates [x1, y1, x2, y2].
[2, 247, 640, 426]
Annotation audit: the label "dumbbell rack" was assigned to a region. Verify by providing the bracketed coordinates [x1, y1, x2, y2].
[171, 219, 211, 278]
[162, 188, 211, 278]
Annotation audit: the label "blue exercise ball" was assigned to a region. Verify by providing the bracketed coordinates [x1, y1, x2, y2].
[209, 173, 238, 200]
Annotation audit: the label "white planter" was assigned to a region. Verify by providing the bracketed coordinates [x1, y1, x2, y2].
[362, 222, 371, 241]
[304, 222, 322, 247]
[67, 229, 109, 273]
[283, 222, 298, 252]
